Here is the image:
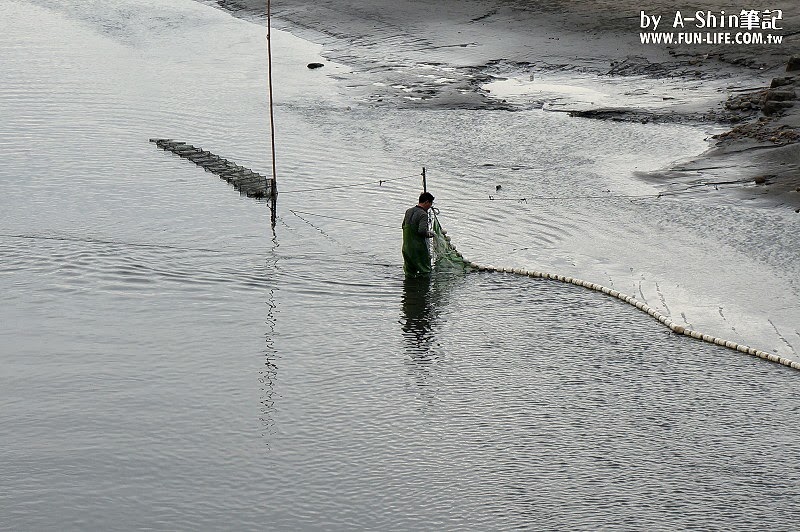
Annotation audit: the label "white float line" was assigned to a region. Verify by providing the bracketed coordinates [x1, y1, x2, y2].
[464, 260, 800, 372]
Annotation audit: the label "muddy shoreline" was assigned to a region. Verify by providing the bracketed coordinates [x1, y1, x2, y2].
[209, 0, 800, 207]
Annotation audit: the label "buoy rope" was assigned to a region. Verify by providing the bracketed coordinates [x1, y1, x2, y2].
[418, 212, 799, 372]
[278, 172, 800, 370]
[279, 173, 419, 194]
[461, 260, 800, 372]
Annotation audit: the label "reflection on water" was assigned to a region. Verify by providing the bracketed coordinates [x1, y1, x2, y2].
[259, 233, 280, 444]
[401, 274, 435, 356]
[400, 271, 467, 405]
[401, 273, 440, 405]
[401, 271, 465, 357]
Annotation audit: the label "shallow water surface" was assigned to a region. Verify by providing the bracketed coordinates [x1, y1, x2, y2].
[2, 0, 800, 530]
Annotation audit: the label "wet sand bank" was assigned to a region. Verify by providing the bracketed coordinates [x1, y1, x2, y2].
[211, 0, 800, 206]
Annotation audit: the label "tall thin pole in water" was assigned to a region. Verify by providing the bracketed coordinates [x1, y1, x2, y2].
[266, 0, 278, 198]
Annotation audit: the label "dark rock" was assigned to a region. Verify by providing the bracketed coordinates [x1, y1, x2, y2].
[765, 89, 796, 102]
[770, 77, 795, 88]
[754, 175, 767, 184]
[787, 56, 800, 72]
[762, 100, 794, 115]
[307, 62, 324, 69]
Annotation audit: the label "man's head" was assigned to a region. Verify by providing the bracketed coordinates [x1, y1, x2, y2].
[418, 192, 435, 210]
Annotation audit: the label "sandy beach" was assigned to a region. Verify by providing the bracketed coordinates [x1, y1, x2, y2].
[212, 0, 800, 206]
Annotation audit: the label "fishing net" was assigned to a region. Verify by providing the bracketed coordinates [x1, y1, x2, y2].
[431, 211, 469, 272]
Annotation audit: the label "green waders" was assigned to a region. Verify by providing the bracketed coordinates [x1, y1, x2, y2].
[402, 224, 432, 276]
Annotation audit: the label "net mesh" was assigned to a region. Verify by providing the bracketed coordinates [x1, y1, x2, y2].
[431, 213, 468, 272]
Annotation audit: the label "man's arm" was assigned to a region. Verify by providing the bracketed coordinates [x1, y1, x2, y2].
[417, 211, 433, 238]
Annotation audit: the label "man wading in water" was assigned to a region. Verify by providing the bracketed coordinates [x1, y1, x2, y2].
[402, 192, 435, 276]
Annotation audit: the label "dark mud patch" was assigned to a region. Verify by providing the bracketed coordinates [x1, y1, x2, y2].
[567, 107, 712, 124]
